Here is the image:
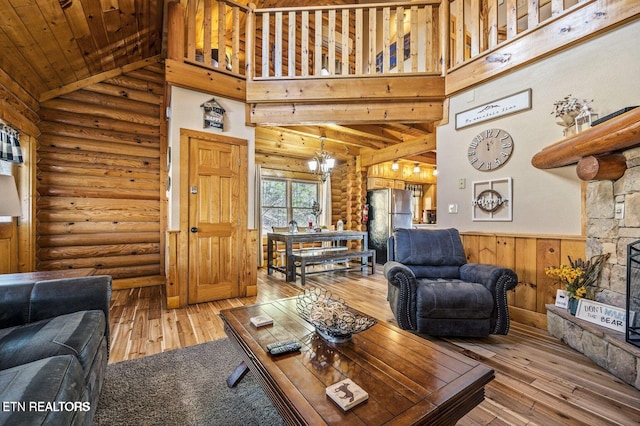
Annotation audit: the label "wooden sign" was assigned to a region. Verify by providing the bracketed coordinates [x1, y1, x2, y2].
[575, 299, 627, 333]
[201, 98, 225, 130]
[455, 89, 531, 129]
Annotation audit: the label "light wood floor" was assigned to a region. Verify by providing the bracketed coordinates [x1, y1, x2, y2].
[109, 268, 640, 425]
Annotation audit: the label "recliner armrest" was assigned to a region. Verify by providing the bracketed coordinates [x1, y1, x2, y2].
[384, 261, 418, 330]
[460, 263, 517, 334]
[384, 261, 416, 281]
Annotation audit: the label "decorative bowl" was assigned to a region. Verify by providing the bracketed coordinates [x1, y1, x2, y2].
[296, 288, 377, 343]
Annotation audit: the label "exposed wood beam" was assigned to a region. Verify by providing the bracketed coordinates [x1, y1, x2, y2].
[328, 124, 417, 145]
[406, 152, 437, 165]
[339, 124, 405, 143]
[255, 152, 314, 174]
[247, 75, 445, 103]
[249, 100, 443, 125]
[39, 55, 162, 102]
[271, 125, 388, 149]
[255, 127, 357, 161]
[165, 59, 246, 102]
[360, 133, 436, 167]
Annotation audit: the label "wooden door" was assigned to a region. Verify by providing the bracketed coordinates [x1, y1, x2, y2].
[185, 130, 247, 304]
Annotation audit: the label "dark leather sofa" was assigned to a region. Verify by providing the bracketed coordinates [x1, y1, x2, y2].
[384, 228, 517, 337]
[0, 275, 111, 425]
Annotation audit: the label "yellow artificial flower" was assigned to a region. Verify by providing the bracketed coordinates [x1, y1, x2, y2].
[545, 254, 609, 301]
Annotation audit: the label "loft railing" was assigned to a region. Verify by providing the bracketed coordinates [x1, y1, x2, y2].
[167, 0, 624, 85]
[169, 0, 250, 78]
[251, 1, 443, 79]
[448, 0, 585, 69]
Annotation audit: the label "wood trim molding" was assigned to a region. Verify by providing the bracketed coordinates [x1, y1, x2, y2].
[165, 59, 246, 102]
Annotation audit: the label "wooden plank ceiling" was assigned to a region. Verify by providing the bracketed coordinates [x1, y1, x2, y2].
[0, 0, 164, 100]
[0, 0, 436, 168]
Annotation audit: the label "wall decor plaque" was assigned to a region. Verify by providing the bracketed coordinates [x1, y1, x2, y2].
[472, 177, 512, 221]
[456, 89, 531, 130]
[201, 97, 226, 130]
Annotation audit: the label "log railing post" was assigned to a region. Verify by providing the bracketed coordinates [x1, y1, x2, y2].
[245, 3, 255, 79]
[167, 1, 185, 61]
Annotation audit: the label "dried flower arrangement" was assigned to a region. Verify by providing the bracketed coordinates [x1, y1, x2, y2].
[551, 95, 593, 127]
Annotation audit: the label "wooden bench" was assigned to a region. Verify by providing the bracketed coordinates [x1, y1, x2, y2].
[292, 249, 376, 285]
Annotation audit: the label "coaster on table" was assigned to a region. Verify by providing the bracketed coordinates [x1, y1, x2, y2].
[326, 378, 368, 411]
[250, 314, 274, 327]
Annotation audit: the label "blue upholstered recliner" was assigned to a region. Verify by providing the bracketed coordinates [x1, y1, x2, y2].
[384, 228, 518, 337]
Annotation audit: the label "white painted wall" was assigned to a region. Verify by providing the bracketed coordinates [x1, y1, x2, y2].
[167, 86, 256, 230]
[436, 20, 640, 235]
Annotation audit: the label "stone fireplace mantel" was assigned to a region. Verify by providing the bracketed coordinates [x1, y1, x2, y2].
[547, 304, 640, 390]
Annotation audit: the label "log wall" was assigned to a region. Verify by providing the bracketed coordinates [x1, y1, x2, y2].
[37, 63, 165, 289]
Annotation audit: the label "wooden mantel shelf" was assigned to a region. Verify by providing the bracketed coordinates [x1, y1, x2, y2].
[531, 107, 640, 170]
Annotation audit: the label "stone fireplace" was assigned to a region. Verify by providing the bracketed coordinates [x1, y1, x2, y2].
[547, 146, 640, 390]
[586, 146, 640, 309]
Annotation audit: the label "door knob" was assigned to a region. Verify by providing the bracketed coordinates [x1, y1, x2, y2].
[190, 227, 198, 233]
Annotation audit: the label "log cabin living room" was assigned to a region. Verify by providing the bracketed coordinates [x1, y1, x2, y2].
[1, 0, 640, 424]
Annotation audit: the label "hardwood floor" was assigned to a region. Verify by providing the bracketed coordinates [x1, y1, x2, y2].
[108, 268, 640, 425]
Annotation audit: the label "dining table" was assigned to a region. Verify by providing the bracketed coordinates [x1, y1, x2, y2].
[266, 230, 369, 282]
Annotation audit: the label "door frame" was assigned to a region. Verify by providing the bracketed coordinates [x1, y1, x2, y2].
[177, 128, 248, 306]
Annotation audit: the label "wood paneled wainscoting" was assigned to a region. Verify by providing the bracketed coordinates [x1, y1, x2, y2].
[460, 232, 586, 329]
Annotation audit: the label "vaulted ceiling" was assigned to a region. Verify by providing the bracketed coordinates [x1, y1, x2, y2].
[0, 0, 435, 168]
[0, 0, 164, 100]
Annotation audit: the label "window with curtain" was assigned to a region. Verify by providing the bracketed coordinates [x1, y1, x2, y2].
[0, 160, 13, 223]
[0, 122, 23, 164]
[261, 178, 319, 233]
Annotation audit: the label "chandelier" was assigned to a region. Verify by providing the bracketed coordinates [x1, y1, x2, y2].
[308, 137, 335, 182]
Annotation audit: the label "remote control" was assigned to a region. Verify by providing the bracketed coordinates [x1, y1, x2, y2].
[269, 342, 301, 356]
[266, 339, 297, 351]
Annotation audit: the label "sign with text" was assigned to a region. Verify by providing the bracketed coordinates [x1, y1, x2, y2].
[575, 299, 626, 333]
[554, 289, 569, 309]
[455, 89, 532, 129]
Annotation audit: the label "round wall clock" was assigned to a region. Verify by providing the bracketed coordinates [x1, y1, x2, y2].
[467, 128, 514, 171]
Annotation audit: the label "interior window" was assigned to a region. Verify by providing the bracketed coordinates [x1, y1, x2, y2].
[261, 178, 318, 232]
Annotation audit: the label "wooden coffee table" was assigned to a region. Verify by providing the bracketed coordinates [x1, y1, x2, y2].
[220, 298, 494, 425]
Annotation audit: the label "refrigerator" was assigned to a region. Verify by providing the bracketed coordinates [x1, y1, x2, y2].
[366, 188, 413, 264]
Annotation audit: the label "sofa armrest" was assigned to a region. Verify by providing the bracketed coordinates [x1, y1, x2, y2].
[30, 275, 112, 321]
[460, 264, 517, 334]
[30, 275, 112, 342]
[384, 261, 418, 330]
[0, 282, 36, 329]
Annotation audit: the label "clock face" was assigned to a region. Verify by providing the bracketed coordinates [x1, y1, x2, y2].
[467, 128, 514, 171]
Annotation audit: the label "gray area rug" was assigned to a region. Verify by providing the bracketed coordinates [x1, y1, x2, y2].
[94, 339, 285, 426]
